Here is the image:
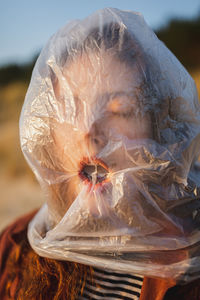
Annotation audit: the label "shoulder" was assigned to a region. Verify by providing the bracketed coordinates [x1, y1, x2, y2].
[0, 210, 37, 299]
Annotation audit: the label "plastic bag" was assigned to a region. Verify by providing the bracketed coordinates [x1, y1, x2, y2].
[20, 8, 200, 282]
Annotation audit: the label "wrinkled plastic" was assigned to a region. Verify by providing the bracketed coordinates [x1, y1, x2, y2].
[20, 8, 200, 282]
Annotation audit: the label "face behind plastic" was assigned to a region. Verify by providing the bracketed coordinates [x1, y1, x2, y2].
[49, 49, 153, 221]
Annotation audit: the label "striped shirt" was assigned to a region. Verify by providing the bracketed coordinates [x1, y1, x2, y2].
[78, 267, 144, 300]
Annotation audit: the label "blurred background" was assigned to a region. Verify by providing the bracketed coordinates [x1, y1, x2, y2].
[0, 0, 200, 231]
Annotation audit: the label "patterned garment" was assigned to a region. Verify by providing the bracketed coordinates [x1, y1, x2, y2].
[78, 267, 144, 300]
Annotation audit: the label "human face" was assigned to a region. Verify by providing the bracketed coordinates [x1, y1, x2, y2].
[48, 49, 152, 222]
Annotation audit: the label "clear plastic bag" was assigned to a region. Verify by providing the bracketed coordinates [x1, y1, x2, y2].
[20, 8, 200, 282]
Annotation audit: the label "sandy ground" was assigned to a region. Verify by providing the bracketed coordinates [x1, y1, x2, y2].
[0, 176, 44, 232]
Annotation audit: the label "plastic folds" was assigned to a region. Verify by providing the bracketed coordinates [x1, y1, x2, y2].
[20, 8, 200, 282]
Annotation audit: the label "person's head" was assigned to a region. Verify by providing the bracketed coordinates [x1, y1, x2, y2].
[21, 8, 200, 280]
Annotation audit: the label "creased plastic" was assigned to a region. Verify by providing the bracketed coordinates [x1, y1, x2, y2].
[20, 8, 200, 282]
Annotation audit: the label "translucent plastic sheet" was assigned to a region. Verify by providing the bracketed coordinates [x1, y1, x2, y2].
[20, 8, 200, 282]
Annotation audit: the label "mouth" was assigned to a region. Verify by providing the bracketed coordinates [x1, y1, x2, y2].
[79, 157, 109, 187]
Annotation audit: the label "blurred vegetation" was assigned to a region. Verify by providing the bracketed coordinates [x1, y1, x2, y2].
[156, 14, 200, 71]
[0, 15, 200, 179]
[0, 57, 38, 179]
[0, 60, 35, 88]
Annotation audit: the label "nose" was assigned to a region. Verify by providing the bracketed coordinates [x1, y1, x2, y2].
[85, 121, 107, 151]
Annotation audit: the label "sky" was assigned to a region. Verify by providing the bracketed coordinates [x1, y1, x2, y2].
[1, 0, 200, 66]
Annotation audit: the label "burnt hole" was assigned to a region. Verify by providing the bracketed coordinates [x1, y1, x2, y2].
[80, 164, 108, 183]
[96, 165, 108, 183]
[81, 165, 95, 182]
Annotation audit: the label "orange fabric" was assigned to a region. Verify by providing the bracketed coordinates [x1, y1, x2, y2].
[1, 211, 200, 300]
[0, 210, 37, 299]
[140, 276, 176, 300]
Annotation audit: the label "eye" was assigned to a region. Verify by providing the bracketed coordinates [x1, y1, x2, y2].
[107, 96, 134, 118]
[107, 98, 123, 113]
[112, 111, 133, 119]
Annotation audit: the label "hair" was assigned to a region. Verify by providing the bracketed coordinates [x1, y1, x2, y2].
[4, 226, 95, 299]
[59, 22, 142, 68]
